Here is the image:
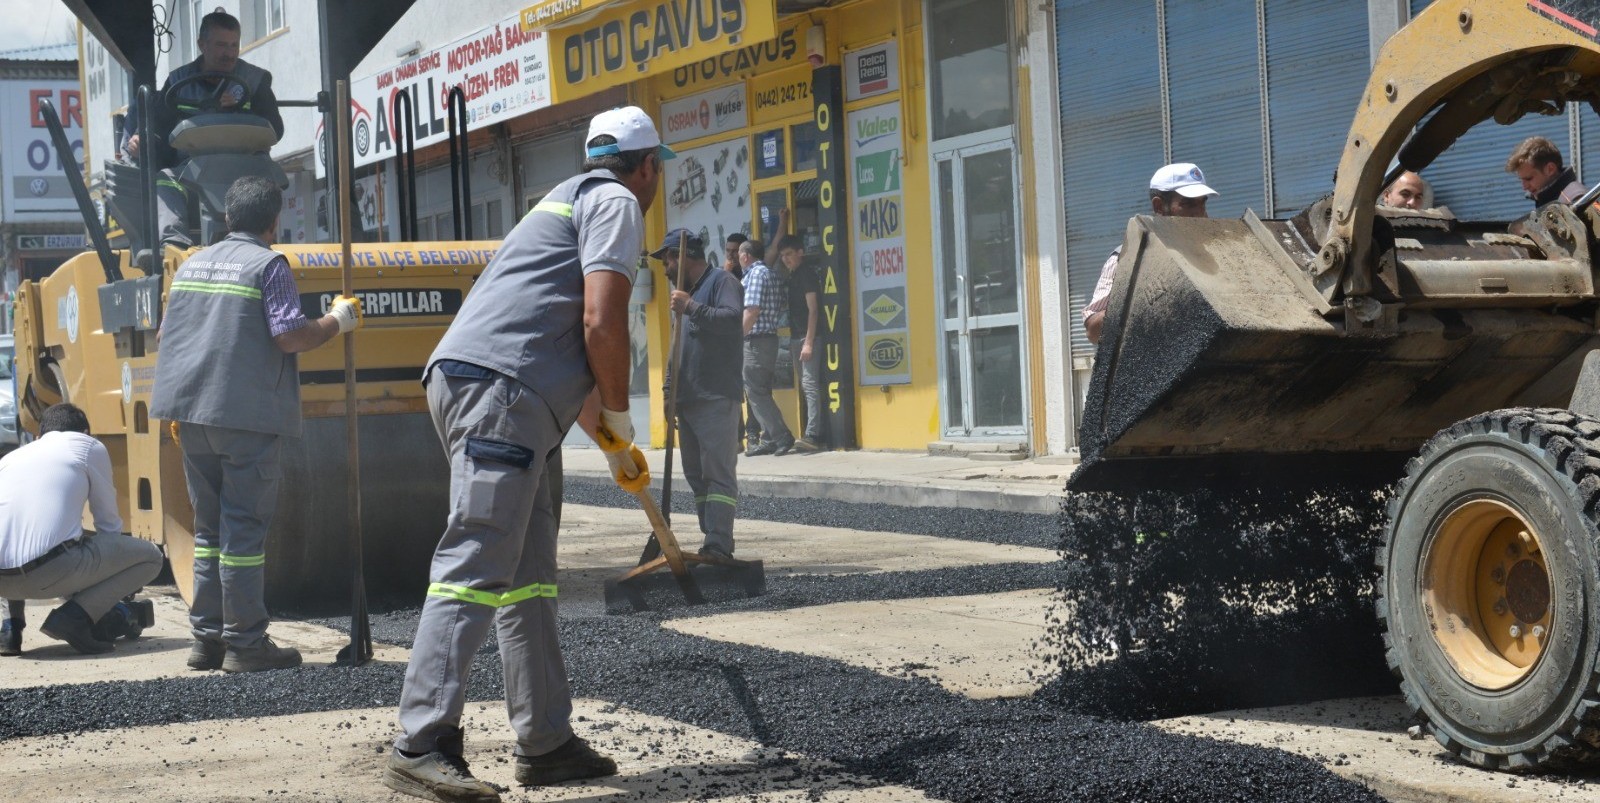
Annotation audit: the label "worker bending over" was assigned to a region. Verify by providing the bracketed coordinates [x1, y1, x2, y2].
[655, 229, 745, 559]
[0, 403, 162, 655]
[386, 106, 668, 802]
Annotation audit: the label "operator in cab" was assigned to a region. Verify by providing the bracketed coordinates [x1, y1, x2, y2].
[122, 10, 283, 250]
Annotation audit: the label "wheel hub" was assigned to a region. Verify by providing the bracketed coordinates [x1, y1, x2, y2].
[1423, 499, 1553, 690]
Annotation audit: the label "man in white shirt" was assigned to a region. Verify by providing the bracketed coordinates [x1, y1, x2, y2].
[0, 404, 163, 655]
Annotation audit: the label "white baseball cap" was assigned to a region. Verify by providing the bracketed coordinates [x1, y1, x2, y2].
[586, 106, 676, 161]
[1150, 163, 1218, 198]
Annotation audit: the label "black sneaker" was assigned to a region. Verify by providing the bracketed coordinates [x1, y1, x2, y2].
[40, 601, 114, 655]
[745, 441, 778, 457]
[514, 735, 618, 787]
[221, 636, 302, 673]
[772, 439, 796, 456]
[0, 618, 22, 657]
[188, 639, 225, 670]
[383, 748, 501, 803]
[790, 439, 821, 454]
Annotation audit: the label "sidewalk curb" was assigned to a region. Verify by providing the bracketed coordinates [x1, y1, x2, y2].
[565, 469, 1064, 515]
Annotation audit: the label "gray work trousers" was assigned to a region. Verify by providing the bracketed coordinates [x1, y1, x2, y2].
[795, 338, 822, 442]
[397, 366, 571, 757]
[677, 397, 740, 555]
[180, 423, 280, 649]
[742, 335, 792, 446]
[0, 534, 162, 619]
[156, 168, 194, 248]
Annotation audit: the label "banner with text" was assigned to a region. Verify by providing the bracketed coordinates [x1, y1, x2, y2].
[547, 0, 776, 102]
[0, 80, 84, 220]
[847, 101, 908, 386]
[316, 13, 553, 177]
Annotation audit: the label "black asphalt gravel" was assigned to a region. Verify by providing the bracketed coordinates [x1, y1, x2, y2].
[1051, 483, 1399, 719]
[0, 489, 1391, 802]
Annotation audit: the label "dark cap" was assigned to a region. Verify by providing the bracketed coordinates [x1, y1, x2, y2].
[650, 227, 704, 258]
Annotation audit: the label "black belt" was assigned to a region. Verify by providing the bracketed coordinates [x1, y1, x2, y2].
[0, 541, 75, 576]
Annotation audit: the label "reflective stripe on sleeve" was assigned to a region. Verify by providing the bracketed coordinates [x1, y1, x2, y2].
[427, 582, 558, 607]
[531, 201, 573, 218]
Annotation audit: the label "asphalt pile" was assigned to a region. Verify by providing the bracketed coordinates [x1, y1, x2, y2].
[0, 492, 1388, 802]
[1050, 483, 1399, 720]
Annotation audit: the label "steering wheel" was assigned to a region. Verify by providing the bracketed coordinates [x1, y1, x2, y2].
[163, 71, 253, 118]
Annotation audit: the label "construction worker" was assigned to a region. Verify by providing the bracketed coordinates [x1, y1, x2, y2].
[151, 176, 363, 673]
[1381, 171, 1431, 210]
[122, 10, 283, 249]
[0, 403, 162, 655]
[655, 229, 745, 559]
[385, 106, 668, 802]
[1083, 163, 1217, 344]
[1506, 135, 1587, 207]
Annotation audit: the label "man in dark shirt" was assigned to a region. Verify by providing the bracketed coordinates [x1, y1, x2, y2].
[1506, 136, 1587, 208]
[122, 11, 284, 249]
[775, 234, 821, 451]
[655, 229, 745, 559]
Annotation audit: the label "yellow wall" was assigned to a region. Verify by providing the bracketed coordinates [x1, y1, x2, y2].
[636, 0, 938, 451]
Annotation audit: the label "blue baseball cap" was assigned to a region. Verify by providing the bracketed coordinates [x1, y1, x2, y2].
[650, 228, 703, 258]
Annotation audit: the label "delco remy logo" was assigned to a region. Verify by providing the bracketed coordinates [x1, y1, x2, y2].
[299, 289, 464, 319]
[856, 49, 889, 94]
[867, 337, 904, 371]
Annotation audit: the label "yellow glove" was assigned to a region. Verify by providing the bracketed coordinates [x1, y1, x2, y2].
[328, 294, 364, 333]
[595, 408, 649, 494]
[169, 420, 181, 447]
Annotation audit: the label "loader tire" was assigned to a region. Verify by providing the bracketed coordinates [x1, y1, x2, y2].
[1381, 407, 1600, 771]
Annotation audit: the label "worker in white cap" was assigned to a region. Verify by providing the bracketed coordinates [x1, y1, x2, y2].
[1083, 163, 1217, 344]
[385, 106, 672, 802]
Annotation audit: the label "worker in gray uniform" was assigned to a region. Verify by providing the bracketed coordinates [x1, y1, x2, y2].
[151, 176, 363, 673]
[384, 106, 668, 803]
[654, 229, 744, 559]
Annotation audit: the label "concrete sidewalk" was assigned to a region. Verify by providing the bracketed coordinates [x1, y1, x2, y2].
[561, 446, 1074, 514]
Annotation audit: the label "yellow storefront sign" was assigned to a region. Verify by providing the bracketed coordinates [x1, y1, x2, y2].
[520, 0, 616, 31]
[544, 0, 777, 102]
[749, 64, 812, 124]
[863, 333, 908, 378]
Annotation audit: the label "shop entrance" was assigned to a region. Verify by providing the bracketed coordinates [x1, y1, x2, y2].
[933, 140, 1025, 437]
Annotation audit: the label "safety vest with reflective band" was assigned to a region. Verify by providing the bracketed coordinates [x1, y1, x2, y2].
[151, 232, 303, 437]
[428, 169, 639, 428]
[427, 582, 558, 607]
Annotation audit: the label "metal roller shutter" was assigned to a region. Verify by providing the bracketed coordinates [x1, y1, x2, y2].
[1165, 0, 1264, 218]
[1057, 0, 1164, 356]
[1263, 0, 1370, 214]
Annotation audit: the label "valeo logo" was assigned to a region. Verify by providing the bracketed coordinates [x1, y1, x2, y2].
[853, 113, 899, 148]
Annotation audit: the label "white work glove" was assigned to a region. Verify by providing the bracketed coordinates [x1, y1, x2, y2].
[595, 407, 649, 493]
[327, 294, 364, 333]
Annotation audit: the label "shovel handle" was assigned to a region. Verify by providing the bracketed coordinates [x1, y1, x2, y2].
[634, 487, 692, 577]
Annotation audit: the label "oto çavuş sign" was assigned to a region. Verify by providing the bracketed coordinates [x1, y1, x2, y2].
[550, 0, 776, 100]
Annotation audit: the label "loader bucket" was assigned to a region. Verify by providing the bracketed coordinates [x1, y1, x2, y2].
[1070, 213, 1599, 492]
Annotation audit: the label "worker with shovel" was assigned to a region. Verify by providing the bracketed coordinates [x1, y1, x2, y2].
[655, 229, 745, 560]
[386, 106, 668, 803]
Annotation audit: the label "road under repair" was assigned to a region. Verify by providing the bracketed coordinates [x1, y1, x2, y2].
[5, 484, 1595, 802]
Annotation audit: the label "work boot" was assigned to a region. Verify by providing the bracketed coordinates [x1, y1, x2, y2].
[221, 636, 302, 673]
[92, 599, 154, 642]
[0, 618, 22, 656]
[745, 440, 777, 457]
[40, 601, 114, 655]
[514, 735, 617, 787]
[383, 728, 500, 803]
[771, 438, 796, 456]
[187, 638, 225, 671]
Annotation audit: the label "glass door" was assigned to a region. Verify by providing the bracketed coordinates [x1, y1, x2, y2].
[935, 141, 1025, 437]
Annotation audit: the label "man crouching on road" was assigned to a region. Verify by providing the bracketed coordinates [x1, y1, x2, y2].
[151, 176, 365, 674]
[384, 106, 669, 802]
[0, 403, 162, 655]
